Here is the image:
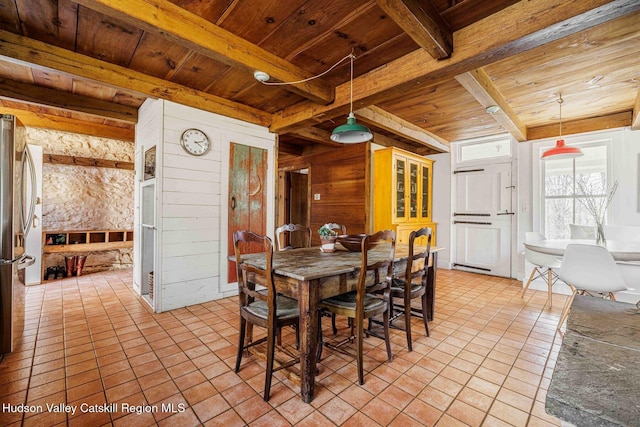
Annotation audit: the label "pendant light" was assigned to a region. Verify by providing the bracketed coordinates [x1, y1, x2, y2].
[330, 54, 372, 143]
[541, 95, 583, 160]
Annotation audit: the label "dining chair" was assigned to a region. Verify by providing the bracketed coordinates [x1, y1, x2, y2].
[274, 223, 311, 251]
[522, 232, 562, 308]
[557, 244, 628, 332]
[569, 224, 595, 239]
[388, 226, 432, 351]
[233, 230, 300, 401]
[319, 230, 395, 385]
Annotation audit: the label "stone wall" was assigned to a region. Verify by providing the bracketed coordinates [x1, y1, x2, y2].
[26, 128, 135, 273]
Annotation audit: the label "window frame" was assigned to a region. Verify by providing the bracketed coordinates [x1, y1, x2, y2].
[535, 135, 614, 238]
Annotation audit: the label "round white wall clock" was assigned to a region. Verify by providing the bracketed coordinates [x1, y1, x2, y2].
[180, 128, 210, 156]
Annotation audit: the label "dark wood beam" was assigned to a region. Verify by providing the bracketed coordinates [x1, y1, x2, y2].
[455, 68, 527, 141]
[0, 30, 271, 127]
[271, 0, 640, 133]
[43, 153, 134, 170]
[76, 0, 334, 105]
[376, 0, 452, 59]
[0, 78, 137, 123]
[527, 111, 632, 140]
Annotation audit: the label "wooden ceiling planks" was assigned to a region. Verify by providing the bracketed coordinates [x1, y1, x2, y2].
[0, 0, 638, 151]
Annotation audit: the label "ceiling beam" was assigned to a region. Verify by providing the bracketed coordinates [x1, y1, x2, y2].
[455, 68, 527, 141]
[1, 107, 135, 141]
[286, 127, 343, 147]
[0, 78, 137, 123]
[356, 106, 450, 153]
[271, 0, 640, 133]
[376, 0, 452, 59]
[369, 131, 431, 155]
[527, 111, 632, 141]
[633, 88, 640, 130]
[0, 30, 271, 127]
[75, 0, 334, 105]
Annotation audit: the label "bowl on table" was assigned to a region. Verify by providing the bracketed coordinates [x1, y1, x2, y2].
[336, 234, 381, 252]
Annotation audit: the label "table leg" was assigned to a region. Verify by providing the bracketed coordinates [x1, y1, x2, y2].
[426, 252, 438, 321]
[298, 279, 319, 403]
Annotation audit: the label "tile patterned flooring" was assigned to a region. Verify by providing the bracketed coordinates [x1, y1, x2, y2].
[0, 268, 566, 426]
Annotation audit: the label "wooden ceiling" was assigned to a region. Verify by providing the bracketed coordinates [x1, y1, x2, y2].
[0, 0, 638, 156]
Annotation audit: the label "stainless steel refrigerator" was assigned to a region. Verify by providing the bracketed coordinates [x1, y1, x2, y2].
[1, 114, 36, 354]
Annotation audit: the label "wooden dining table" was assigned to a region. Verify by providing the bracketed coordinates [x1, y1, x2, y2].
[232, 243, 442, 403]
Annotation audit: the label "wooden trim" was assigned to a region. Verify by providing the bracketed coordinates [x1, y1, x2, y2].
[43, 153, 134, 170]
[287, 128, 343, 147]
[633, 88, 640, 130]
[376, 0, 453, 59]
[526, 111, 632, 140]
[74, 0, 334, 105]
[455, 68, 527, 141]
[271, 0, 640, 132]
[0, 29, 271, 127]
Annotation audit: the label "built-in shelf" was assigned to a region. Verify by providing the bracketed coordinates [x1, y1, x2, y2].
[43, 229, 134, 253]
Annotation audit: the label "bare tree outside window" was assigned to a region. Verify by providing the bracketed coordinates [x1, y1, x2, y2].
[543, 145, 608, 239]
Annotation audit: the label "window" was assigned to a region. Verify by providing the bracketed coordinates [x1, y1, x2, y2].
[543, 143, 609, 239]
[458, 136, 511, 162]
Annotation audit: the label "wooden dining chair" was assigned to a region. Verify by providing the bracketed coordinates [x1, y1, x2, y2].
[233, 230, 300, 401]
[319, 230, 396, 385]
[274, 223, 311, 251]
[389, 227, 432, 351]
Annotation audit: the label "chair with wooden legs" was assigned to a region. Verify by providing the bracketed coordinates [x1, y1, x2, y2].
[522, 232, 562, 308]
[233, 230, 300, 401]
[556, 244, 628, 333]
[388, 227, 432, 351]
[318, 230, 396, 385]
[274, 223, 311, 251]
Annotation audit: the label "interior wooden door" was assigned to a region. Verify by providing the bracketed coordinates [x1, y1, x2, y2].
[453, 163, 513, 277]
[228, 143, 267, 283]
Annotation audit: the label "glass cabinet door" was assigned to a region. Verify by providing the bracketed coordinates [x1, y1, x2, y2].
[409, 162, 418, 219]
[395, 157, 406, 221]
[421, 164, 429, 219]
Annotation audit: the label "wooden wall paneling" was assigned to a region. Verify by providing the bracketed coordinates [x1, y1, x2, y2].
[283, 143, 369, 246]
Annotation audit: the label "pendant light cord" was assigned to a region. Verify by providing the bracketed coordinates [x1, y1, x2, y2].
[349, 53, 354, 113]
[558, 94, 563, 138]
[258, 52, 354, 86]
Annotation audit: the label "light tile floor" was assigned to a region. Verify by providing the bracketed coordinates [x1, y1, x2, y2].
[0, 268, 566, 426]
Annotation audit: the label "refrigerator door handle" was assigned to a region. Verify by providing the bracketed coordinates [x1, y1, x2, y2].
[1, 253, 29, 266]
[17, 254, 35, 270]
[20, 145, 37, 238]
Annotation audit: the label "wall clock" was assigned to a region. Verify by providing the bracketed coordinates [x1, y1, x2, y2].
[180, 128, 210, 156]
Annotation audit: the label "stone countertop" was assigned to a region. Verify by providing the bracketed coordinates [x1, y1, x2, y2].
[546, 296, 640, 426]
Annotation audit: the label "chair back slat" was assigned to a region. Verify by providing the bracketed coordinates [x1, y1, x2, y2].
[234, 230, 276, 313]
[403, 227, 432, 289]
[358, 230, 396, 299]
[274, 223, 311, 251]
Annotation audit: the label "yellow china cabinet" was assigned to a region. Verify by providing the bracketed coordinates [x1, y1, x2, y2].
[373, 147, 436, 244]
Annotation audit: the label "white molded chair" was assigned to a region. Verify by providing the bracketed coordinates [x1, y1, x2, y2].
[522, 232, 562, 308]
[557, 244, 628, 332]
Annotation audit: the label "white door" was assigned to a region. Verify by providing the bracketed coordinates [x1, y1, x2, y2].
[453, 163, 513, 277]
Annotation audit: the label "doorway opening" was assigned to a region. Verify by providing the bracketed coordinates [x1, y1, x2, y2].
[277, 168, 310, 248]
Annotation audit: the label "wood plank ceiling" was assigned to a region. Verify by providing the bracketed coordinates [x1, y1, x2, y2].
[0, 0, 638, 156]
